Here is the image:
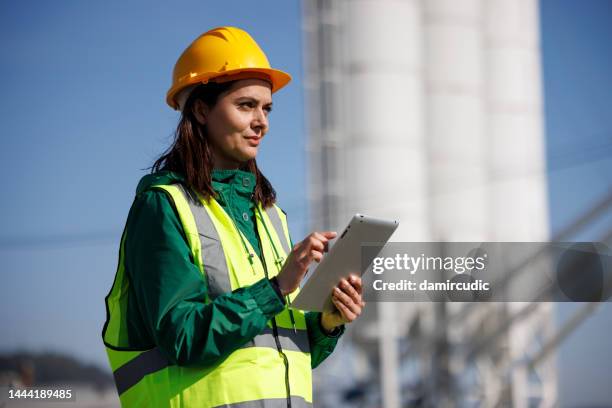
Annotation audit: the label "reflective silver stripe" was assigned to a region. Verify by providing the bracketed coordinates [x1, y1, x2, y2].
[113, 348, 171, 396]
[242, 327, 310, 354]
[177, 184, 232, 298]
[265, 206, 291, 255]
[213, 396, 313, 408]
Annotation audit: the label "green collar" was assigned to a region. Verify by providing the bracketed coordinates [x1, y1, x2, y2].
[211, 169, 256, 204]
[139, 169, 256, 201]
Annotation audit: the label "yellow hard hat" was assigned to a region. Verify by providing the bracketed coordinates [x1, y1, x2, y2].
[166, 26, 292, 110]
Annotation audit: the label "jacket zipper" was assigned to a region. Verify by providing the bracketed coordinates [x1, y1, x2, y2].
[255, 220, 292, 408]
[221, 187, 292, 408]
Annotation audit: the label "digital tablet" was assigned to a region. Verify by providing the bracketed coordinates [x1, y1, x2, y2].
[290, 214, 399, 312]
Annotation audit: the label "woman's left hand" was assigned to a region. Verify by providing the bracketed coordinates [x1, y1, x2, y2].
[321, 274, 365, 333]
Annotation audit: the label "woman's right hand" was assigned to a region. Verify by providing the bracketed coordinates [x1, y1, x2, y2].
[275, 231, 337, 296]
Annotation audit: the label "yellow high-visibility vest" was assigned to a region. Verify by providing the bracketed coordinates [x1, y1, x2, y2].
[102, 183, 312, 407]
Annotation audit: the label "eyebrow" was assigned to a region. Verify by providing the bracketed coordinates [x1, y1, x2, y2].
[235, 96, 273, 106]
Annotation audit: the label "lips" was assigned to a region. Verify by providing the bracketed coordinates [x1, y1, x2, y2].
[245, 135, 261, 146]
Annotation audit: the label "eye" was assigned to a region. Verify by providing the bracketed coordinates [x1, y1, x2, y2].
[263, 105, 273, 115]
[239, 101, 255, 109]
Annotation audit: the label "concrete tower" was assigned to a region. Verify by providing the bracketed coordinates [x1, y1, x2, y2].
[302, 0, 556, 407]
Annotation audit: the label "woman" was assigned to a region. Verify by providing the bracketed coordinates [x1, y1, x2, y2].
[102, 26, 365, 407]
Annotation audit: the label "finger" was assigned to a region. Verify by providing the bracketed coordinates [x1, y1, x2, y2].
[311, 249, 324, 263]
[348, 275, 363, 295]
[298, 247, 318, 264]
[332, 296, 356, 322]
[309, 231, 332, 243]
[320, 237, 331, 253]
[311, 231, 329, 241]
[310, 233, 332, 252]
[317, 240, 330, 253]
[319, 231, 337, 240]
[309, 234, 331, 255]
[333, 286, 362, 316]
[339, 278, 361, 305]
[301, 234, 326, 253]
[313, 231, 337, 252]
[306, 238, 326, 253]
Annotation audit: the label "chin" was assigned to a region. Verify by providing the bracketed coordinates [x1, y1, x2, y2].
[238, 147, 259, 161]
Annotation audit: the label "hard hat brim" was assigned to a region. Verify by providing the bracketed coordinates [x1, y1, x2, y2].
[166, 67, 292, 111]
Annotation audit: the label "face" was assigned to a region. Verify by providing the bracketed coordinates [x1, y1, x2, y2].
[194, 78, 273, 169]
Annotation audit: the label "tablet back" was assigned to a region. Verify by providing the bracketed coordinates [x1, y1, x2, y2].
[290, 214, 399, 312]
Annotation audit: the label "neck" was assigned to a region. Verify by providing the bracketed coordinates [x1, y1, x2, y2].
[212, 158, 242, 170]
[211, 150, 246, 170]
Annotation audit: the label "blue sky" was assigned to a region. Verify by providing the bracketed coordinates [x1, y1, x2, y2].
[541, 0, 612, 405]
[0, 1, 610, 406]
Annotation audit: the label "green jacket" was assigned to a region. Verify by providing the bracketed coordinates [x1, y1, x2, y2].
[122, 170, 343, 369]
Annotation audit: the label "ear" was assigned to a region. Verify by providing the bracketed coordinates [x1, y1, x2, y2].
[192, 99, 209, 125]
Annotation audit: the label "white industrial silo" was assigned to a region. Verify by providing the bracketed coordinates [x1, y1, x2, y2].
[302, 0, 556, 406]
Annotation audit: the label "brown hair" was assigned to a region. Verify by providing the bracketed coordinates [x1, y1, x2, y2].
[152, 82, 277, 208]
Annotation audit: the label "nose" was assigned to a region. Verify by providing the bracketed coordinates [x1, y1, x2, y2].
[252, 107, 269, 134]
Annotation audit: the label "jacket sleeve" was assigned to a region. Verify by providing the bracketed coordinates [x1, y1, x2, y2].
[124, 189, 285, 367]
[305, 311, 345, 369]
